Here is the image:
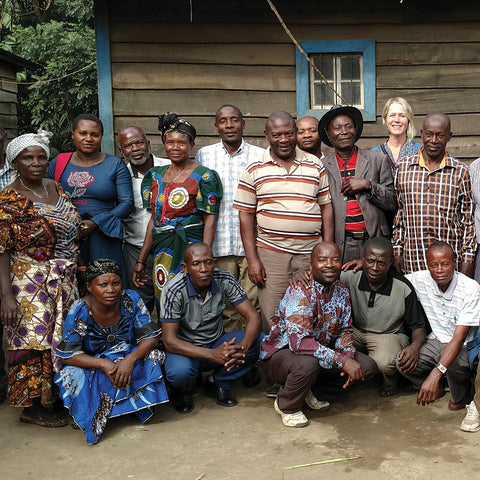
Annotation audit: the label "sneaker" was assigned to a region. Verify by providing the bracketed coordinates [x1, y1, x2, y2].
[460, 402, 480, 432]
[305, 390, 330, 410]
[274, 399, 309, 428]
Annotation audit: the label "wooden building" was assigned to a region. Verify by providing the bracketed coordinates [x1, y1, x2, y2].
[0, 49, 39, 139]
[94, 0, 480, 162]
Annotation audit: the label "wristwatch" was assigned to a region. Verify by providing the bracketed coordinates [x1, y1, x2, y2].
[436, 363, 447, 374]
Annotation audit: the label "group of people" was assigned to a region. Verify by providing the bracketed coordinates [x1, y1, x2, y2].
[1, 96, 480, 443]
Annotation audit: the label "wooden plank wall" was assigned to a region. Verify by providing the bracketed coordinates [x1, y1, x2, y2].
[0, 63, 18, 140]
[109, 20, 480, 163]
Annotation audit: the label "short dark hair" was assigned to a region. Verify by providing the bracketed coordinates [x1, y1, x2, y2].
[72, 114, 104, 134]
[427, 241, 456, 260]
[362, 237, 393, 259]
[216, 104, 243, 119]
[265, 111, 295, 131]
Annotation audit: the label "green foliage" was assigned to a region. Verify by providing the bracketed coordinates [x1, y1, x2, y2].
[0, 0, 98, 154]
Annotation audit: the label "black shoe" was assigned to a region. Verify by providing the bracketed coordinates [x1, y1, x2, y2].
[204, 377, 238, 407]
[242, 367, 261, 388]
[172, 390, 194, 414]
[265, 379, 280, 398]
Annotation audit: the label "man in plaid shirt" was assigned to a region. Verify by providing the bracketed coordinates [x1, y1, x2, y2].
[393, 113, 476, 277]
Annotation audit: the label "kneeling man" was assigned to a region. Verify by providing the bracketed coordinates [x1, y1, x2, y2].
[160, 242, 262, 413]
[399, 242, 480, 410]
[261, 241, 377, 428]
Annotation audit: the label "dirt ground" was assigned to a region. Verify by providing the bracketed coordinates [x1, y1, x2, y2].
[1, 375, 480, 480]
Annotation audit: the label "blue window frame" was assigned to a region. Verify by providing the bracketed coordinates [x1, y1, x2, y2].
[296, 40, 376, 121]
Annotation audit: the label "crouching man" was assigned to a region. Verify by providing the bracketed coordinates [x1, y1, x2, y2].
[260, 241, 377, 428]
[160, 242, 262, 413]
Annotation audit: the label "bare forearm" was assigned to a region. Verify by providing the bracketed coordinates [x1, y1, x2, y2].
[0, 252, 12, 298]
[126, 337, 158, 363]
[411, 328, 426, 348]
[202, 213, 217, 246]
[320, 202, 334, 242]
[62, 352, 109, 370]
[163, 333, 213, 361]
[239, 211, 258, 262]
[137, 217, 154, 264]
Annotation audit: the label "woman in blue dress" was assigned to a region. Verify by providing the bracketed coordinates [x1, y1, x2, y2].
[55, 259, 168, 444]
[47, 114, 133, 281]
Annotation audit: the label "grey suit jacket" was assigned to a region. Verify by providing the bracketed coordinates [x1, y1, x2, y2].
[322, 148, 396, 250]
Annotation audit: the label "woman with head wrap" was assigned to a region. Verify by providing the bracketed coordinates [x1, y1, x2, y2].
[55, 259, 168, 444]
[46, 114, 134, 283]
[132, 113, 222, 306]
[0, 130, 81, 427]
[372, 97, 422, 172]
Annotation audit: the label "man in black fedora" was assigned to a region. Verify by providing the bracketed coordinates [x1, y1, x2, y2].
[318, 105, 396, 262]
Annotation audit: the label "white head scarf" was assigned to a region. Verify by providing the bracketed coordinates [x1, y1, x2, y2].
[6, 129, 53, 164]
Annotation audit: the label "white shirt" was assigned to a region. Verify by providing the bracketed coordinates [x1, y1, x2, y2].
[123, 154, 170, 247]
[406, 270, 480, 344]
[196, 139, 265, 257]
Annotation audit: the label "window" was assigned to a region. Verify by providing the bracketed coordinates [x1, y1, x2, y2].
[296, 40, 376, 121]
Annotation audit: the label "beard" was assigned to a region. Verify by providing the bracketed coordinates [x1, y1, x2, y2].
[129, 152, 150, 166]
[300, 139, 322, 154]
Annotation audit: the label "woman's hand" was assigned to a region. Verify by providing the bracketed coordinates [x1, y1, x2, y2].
[80, 219, 97, 239]
[100, 358, 120, 387]
[111, 357, 136, 389]
[132, 262, 147, 287]
[0, 293, 17, 327]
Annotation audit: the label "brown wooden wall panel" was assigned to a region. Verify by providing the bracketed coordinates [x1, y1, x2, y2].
[114, 115, 267, 138]
[377, 42, 480, 65]
[114, 135, 269, 158]
[113, 90, 297, 117]
[0, 80, 18, 94]
[110, 23, 480, 44]
[111, 43, 295, 65]
[377, 65, 480, 89]
[0, 89, 17, 103]
[111, 63, 296, 90]
[376, 89, 480, 116]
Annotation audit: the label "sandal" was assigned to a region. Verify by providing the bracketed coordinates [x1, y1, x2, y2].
[379, 387, 398, 397]
[20, 412, 69, 428]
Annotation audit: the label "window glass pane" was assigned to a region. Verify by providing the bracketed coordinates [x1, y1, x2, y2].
[321, 83, 334, 107]
[341, 83, 353, 105]
[341, 56, 352, 78]
[352, 83, 361, 105]
[351, 56, 361, 78]
[311, 54, 333, 79]
[341, 55, 361, 79]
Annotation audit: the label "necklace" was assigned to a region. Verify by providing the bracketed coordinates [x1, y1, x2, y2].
[19, 178, 49, 199]
[169, 161, 191, 182]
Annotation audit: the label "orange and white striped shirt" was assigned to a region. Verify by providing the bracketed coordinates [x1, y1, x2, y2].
[233, 147, 331, 254]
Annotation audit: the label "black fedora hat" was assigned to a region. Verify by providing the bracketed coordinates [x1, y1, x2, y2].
[318, 105, 364, 147]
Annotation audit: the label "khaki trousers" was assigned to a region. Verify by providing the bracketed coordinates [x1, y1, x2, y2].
[353, 327, 409, 390]
[257, 248, 311, 332]
[215, 256, 259, 332]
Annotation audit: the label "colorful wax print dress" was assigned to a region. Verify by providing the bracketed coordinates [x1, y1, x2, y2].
[0, 186, 81, 406]
[141, 164, 222, 303]
[55, 289, 168, 444]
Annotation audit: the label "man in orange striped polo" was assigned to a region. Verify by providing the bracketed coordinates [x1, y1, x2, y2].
[233, 111, 334, 332]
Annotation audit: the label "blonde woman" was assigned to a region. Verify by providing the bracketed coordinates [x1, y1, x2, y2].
[372, 97, 422, 172]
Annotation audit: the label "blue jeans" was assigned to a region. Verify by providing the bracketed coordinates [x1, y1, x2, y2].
[164, 330, 263, 391]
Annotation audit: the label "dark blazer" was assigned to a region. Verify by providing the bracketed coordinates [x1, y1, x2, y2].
[322, 148, 396, 250]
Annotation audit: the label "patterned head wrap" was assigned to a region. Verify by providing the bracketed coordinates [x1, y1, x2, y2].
[85, 259, 122, 284]
[6, 129, 52, 164]
[158, 112, 196, 142]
